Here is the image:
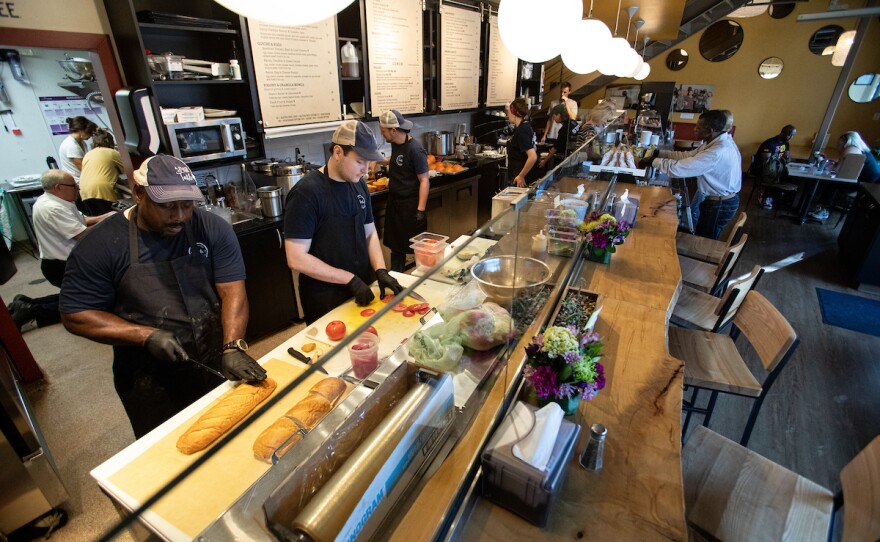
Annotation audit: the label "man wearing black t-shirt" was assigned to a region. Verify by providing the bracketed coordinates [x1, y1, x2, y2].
[60, 155, 266, 438]
[284, 121, 404, 323]
[378, 109, 430, 272]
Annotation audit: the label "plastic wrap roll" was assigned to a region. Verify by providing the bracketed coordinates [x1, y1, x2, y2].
[291, 382, 432, 542]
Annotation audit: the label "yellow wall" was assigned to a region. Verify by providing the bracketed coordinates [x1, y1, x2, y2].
[580, 0, 879, 162]
[0, 0, 111, 34]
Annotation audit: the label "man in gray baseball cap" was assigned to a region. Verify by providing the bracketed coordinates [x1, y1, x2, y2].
[283, 121, 403, 323]
[61, 154, 266, 438]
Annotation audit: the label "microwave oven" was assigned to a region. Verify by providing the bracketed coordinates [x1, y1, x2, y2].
[166, 118, 246, 164]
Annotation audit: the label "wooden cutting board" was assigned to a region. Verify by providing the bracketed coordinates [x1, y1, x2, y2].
[100, 358, 351, 541]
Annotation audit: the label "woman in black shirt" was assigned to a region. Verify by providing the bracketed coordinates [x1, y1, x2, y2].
[506, 98, 538, 187]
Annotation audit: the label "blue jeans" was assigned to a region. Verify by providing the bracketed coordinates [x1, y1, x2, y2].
[696, 195, 739, 240]
[690, 190, 706, 230]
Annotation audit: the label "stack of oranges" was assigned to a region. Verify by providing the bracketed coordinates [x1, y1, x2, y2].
[427, 154, 464, 174]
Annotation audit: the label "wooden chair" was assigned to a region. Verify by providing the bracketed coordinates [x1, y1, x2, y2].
[683, 426, 880, 542]
[679, 234, 748, 296]
[670, 290, 799, 446]
[671, 265, 764, 332]
[676, 212, 747, 264]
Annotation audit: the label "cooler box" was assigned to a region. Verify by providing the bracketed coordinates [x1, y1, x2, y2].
[480, 404, 581, 527]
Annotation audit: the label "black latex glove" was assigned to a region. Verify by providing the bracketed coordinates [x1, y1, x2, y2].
[221, 349, 267, 381]
[144, 329, 189, 363]
[376, 269, 404, 299]
[638, 156, 654, 170]
[347, 275, 375, 306]
[415, 210, 427, 223]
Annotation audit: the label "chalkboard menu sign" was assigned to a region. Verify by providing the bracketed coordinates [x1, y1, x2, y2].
[249, 19, 342, 127]
[486, 14, 519, 107]
[439, 5, 481, 110]
[365, 0, 424, 115]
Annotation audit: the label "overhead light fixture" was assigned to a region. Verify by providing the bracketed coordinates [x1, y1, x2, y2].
[831, 30, 855, 66]
[797, 6, 880, 22]
[561, 0, 612, 75]
[821, 45, 835, 55]
[624, 19, 646, 78]
[214, 0, 355, 26]
[598, 2, 640, 77]
[499, 0, 582, 63]
[729, 4, 769, 18]
[634, 37, 651, 81]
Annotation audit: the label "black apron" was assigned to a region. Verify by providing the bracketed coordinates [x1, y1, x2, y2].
[507, 120, 539, 183]
[384, 137, 427, 253]
[298, 163, 374, 324]
[112, 206, 224, 438]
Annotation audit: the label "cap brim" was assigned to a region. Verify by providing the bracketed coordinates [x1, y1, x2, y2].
[354, 146, 385, 161]
[145, 184, 204, 203]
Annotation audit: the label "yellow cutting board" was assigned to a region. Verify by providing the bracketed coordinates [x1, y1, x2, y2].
[104, 358, 351, 540]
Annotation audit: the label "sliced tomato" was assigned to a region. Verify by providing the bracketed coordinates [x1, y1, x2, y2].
[360, 308, 376, 317]
[402, 309, 416, 317]
[382, 294, 394, 303]
[366, 325, 378, 336]
[417, 306, 431, 315]
[409, 302, 428, 312]
[392, 303, 408, 312]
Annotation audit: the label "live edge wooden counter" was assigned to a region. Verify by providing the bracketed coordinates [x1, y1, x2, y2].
[389, 183, 686, 541]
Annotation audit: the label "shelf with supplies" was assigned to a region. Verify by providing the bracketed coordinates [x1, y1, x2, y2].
[138, 22, 239, 35]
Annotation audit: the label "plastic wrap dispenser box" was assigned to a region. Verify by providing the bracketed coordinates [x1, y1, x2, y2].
[480, 403, 581, 527]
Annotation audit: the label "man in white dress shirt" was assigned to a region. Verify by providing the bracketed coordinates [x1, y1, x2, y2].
[647, 110, 742, 239]
[7, 170, 112, 330]
[541, 82, 579, 144]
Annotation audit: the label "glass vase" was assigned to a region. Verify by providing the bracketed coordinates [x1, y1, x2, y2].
[587, 245, 611, 264]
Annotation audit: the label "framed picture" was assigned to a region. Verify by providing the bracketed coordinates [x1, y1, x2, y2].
[604, 85, 641, 109]
[673, 84, 714, 113]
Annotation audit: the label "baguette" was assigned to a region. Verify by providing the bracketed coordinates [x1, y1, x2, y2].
[252, 377, 346, 462]
[177, 378, 277, 455]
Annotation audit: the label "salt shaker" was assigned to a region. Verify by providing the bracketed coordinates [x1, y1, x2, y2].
[579, 423, 606, 471]
[592, 191, 602, 212]
[605, 193, 617, 213]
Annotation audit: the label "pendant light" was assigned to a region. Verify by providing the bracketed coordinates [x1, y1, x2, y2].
[597, 1, 633, 75]
[560, 0, 613, 74]
[634, 37, 651, 80]
[611, 6, 641, 77]
[831, 30, 856, 66]
[214, 0, 355, 26]
[624, 19, 646, 78]
[499, 0, 582, 63]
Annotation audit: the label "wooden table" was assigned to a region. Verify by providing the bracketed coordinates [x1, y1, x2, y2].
[390, 182, 686, 541]
[785, 163, 858, 225]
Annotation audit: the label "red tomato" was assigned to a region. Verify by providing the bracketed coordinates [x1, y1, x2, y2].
[360, 309, 376, 317]
[392, 303, 408, 312]
[326, 320, 346, 341]
[382, 294, 394, 303]
[402, 310, 416, 317]
[417, 306, 431, 315]
[409, 303, 428, 311]
[366, 326, 378, 336]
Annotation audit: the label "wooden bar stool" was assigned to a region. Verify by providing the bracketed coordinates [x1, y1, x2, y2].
[676, 212, 747, 264]
[679, 234, 749, 296]
[683, 426, 880, 542]
[670, 290, 799, 446]
[671, 265, 764, 332]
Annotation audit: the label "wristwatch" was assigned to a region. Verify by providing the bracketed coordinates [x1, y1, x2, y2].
[222, 338, 249, 352]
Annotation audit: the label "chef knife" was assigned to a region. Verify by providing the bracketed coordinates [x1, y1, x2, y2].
[189, 356, 227, 379]
[288, 347, 329, 375]
[407, 289, 428, 303]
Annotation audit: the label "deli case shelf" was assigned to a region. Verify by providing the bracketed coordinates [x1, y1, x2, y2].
[91, 111, 688, 542]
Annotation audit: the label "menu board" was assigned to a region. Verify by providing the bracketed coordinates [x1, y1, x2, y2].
[439, 5, 481, 110]
[486, 14, 519, 107]
[365, 0, 423, 115]
[249, 19, 341, 127]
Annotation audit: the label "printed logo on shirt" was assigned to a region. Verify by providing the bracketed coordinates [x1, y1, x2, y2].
[357, 194, 366, 210]
[187, 242, 209, 258]
[396, 155, 404, 167]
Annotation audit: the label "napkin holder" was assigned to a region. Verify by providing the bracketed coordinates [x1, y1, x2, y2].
[481, 402, 580, 527]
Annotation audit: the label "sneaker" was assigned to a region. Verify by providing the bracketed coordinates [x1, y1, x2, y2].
[10, 304, 36, 331]
[808, 207, 830, 220]
[762, 197, 773, 209]
[7, 294, 33, 314]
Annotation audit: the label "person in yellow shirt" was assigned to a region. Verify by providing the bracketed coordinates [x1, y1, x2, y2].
[79, 128, 124, 215]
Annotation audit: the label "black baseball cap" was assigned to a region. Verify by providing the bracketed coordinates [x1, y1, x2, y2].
[133, 155, 203, 203]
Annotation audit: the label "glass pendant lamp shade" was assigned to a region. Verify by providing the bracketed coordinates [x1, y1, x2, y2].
[634, 61, 651, 80]
[560, 18, 612, 74]
[623, 51, 644, 78]
[597, 37, 632, 75]
[214, 0, 355, 25]
[499, 0, 582, 62]
[831, 30, 856, 67]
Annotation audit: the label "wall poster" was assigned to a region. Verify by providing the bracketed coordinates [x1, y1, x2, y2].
[486, 14, 518, 107]
[249, 19, 342, 127]
[365, 0, 423, 115]
[439, 4, 481, 110]
[673, 84, 715, 114]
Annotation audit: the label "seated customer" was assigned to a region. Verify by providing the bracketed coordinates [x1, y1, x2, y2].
[79, 128, 124, 216]
[809, 131, 880, 220]
[644, 110, 742, 240]
[754, 125, 796, 209]
[7, 170, 113, 330]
